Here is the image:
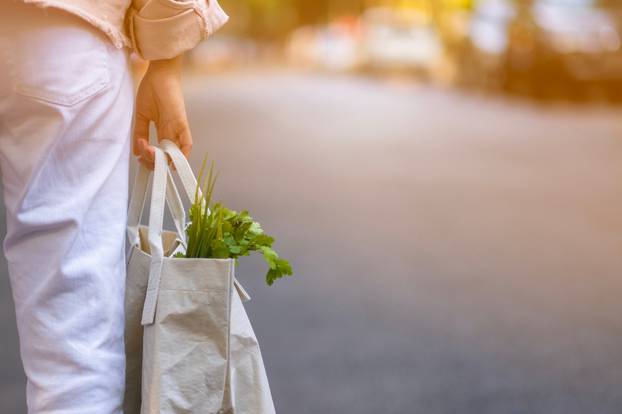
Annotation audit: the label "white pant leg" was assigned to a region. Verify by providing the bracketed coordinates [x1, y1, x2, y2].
[0, 4, 133, 413]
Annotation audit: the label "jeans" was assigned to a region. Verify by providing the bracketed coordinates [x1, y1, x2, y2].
[0, 3, 133, 413]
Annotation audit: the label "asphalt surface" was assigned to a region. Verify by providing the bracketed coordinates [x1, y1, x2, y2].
[2, 71, 622, 413]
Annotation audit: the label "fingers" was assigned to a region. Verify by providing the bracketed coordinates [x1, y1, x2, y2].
[137, 138, 156, 171]
[154, 122, 192, 171]
[135, 117, 192, 172]
[137, 138, 154, 170]
[157, 123, 192, 157]
[133, 112, 150, 157]
[161, 129, 190, 171]
[138, 156, 155, 171]
[133, 112, 157, 170]
[178, 128, 193, 159]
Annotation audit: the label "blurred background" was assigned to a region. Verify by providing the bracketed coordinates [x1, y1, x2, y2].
[191, 0, 622, 102]
[2, 0, 622, 413]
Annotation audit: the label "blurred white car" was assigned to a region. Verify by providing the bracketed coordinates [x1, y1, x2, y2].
[287, 8, 444, 75]
[188, 36, 258, 71]
[458, 0, 622, 99]
[287, 20, 364, 71]
[361, 7, 444, 74]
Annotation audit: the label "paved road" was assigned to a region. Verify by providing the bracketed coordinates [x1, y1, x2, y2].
[2, 71, 622, 413]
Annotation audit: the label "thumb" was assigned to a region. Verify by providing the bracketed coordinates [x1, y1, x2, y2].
[133, 112, 151, 157]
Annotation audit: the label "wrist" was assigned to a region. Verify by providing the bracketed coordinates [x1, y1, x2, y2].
[147, 55, 183, 77]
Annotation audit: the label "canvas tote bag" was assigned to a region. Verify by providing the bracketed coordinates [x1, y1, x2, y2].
[124, 140, 276, 414]
[124, 147, 190, 413]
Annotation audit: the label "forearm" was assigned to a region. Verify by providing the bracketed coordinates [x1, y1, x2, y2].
[133, 53, 191, 169]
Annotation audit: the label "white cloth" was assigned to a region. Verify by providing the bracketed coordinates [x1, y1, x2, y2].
[0, 3, 133, 413]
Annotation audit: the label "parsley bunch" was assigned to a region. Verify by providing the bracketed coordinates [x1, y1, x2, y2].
[175, 156, 293, 286]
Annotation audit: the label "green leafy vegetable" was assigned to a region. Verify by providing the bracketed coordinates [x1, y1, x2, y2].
[175, 155, 293, 286]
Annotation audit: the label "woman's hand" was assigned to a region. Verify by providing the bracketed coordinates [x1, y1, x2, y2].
[133, 56, 192, 169]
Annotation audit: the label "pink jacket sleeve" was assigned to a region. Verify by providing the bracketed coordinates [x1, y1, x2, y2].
[127, 0, 229, 60]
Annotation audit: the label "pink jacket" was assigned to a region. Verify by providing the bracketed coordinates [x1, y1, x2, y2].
[22, 0, 229, 60]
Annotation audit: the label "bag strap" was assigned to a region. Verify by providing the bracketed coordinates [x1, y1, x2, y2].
[165, 170, 186, 246]
[127, 162, 186, 248]
[159, 139, 202, 203]
[126, 163, 150, 248]
[234, 279, 251, 302]
[141, 146, 168, 325]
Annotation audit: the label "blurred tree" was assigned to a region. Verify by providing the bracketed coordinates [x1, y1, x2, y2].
[221, 0, 367, 39]
[219, 0, 474, 40]
[294, 0, 330, 25]
[219, 0, 297, 40]
[326, 0, 366, 19]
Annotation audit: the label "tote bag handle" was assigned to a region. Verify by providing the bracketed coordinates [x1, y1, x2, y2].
[127, 156, 187, 249]
[141, 146, 171, 325]
[159, 139, 202, 203]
